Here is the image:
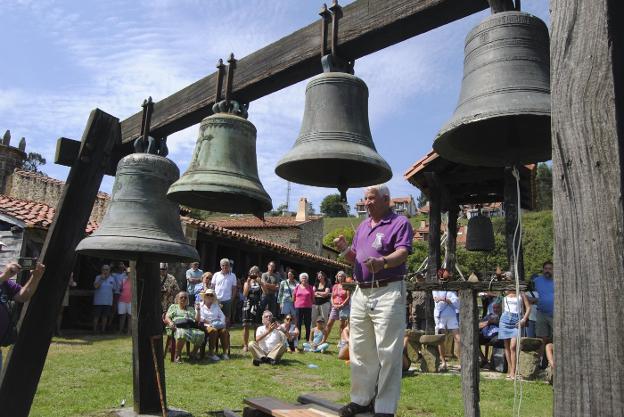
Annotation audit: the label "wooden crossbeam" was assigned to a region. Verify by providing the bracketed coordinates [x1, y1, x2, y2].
[54, 0, 489, 167]
[0, 109, 120, 417]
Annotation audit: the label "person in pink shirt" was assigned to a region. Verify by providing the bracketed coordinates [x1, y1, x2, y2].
[117, 268, 132, 334]
[326, 270, 350, 338]
[293, 272, 314, 343]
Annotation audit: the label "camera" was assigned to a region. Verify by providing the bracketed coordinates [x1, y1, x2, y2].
[18, 257, 37, 270]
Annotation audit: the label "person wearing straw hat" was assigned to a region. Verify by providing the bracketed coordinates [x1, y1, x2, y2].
[199, 288, 230, 361]
[333, 184, 413, 417]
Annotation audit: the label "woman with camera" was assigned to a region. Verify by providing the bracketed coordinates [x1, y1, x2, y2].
[164, 291, 204, 363]
[242, 265, 263, 352]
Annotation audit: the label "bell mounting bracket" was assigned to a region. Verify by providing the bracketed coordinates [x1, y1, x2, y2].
[134, 96, 169, 156]
[320, 1, 354, 74]
[212, 54, 249, 118]
[488, 0, 521, 14]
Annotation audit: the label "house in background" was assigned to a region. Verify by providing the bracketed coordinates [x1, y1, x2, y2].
[355, 195, 418, 218]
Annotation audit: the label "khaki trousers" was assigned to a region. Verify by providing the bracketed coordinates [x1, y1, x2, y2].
[349, 281, 405, 414]
[249, 338, 286, 363]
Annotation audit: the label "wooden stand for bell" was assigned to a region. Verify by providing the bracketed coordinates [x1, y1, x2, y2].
[418, 334, 445, 372]
[518, 337, 543, 380]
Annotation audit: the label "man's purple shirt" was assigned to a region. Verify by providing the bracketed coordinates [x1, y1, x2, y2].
[0, 279, 21, 340]
[352, 211, 413, 284]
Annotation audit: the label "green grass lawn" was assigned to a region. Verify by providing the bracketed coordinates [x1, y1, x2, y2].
[29, 329, 552, 417]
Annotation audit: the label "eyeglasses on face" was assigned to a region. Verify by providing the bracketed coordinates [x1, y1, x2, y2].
[285, 317, 292, 321]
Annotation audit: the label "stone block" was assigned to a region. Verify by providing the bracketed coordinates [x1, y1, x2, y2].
[419, 342, 441, 373]
[518, 350, 542, 380]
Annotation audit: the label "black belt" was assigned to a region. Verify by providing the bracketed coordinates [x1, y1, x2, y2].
[355, 276, 403, 289]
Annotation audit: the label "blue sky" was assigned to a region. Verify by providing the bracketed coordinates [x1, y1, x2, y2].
[0, 0, 550, 213]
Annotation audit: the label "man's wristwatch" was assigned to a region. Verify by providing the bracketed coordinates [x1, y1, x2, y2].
[382, 257, 388, 269]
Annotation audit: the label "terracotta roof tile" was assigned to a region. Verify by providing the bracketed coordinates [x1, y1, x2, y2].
[0, 194, 345, 269]
[181, 216, 347, 269]
[0, 194, 99, 233]
[207, 215, 319, 229]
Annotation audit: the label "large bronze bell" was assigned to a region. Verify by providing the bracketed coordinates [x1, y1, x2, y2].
[76, 152, 199, 262]
[167, 106, 272, 217]
[465, 212, 495, 252]
[433, 11, 551, 167]
[275, 71, 392, 193]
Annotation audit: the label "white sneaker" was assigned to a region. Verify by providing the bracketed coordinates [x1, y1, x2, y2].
[221, 354, 230, 360]
[210, 354, 220, 361]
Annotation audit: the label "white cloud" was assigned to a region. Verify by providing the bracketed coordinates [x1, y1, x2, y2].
[1, 0, 551, 215]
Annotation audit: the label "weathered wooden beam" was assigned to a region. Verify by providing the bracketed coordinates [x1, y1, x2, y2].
[405, 280, 527, 292]
[551, 0, 624, 415]
[444, 205, 459, 273]
[49, 0, 488, 168]
[459, 289, 480, 417]
[0, 109, 120, 417]
[131, 260, 167, 414]
[425, 178, 441, 334]
[503, 167, 524, 280]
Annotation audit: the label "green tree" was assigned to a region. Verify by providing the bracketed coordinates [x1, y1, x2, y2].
[535, 163, 552, 210]
[323, 226, 355, 249]
[416, 192, 428, 208]
[407, 240, 429, 273]
[21, 152, 47, 175]
[268, 203, 289, 217]
[320, 194, 349, 217]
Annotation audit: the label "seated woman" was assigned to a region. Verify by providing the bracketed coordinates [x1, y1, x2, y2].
[164, 291, 205, 363]
[199, 289, 230, 361]
[303, 317, 329, 353]
[278, 314, 299, 352]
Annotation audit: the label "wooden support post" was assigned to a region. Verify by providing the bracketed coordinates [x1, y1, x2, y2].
[445, 205, 459, 274]
[459, 289, 480, 417]
[551, 0, 624, 415]
[0, 109, 120, 417]
[425, 175, 441, 334]
[131, 260, 167, 414]
[504, 167, 524, 280]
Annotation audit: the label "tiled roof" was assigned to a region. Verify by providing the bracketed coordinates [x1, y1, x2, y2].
[0, 194, 99, 233]
[13, 169, 110, 200]
[0, 194, 345, 270]
[356, 196, 413, 206]
[207, 215, 319, 229]
[182, 216, 347, 269]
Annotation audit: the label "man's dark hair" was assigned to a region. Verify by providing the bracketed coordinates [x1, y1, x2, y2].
[543, 261, 553, 268]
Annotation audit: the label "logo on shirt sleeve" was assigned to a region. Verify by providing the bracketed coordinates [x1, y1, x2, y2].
[372, 232, 384, 250]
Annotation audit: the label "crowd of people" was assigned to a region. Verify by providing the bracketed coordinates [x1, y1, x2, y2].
[153, 256, 354, 365]
[409, 261, 556, 379]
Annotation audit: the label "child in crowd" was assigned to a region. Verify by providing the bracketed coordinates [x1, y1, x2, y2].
[303, 317, 329, 353]
[279, 314, 299, 352]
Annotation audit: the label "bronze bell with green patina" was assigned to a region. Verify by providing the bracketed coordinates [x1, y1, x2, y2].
[167, 100, 272, 217]
[75, 138, 199, 263]
[433, 5, 551, 167]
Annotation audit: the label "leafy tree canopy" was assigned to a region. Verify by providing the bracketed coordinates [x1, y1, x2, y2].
[22, 152, 46, 175]
[320, 194, 349, 217]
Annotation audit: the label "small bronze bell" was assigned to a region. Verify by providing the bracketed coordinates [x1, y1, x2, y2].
[434, 10, 551, 167]
[167, 56, 272, 217]
[166, 102, 272, 217]
[76, 152, 199, 262]
[465, 211, 495, 252]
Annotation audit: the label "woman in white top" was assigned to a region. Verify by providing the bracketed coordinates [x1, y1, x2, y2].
[432, 269, 461, 371]
[199, 289, 230, 361]
[498, 289, 531, 379]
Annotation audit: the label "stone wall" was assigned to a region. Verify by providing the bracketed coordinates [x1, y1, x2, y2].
[299, 218, 323, 255]
[0, 145, 26, 195]
[234, 228, 300, 249]
[5, 170, 109, 224]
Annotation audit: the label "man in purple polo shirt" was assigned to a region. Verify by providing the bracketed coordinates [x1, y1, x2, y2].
[0, 260, 46, 369]
[334, 184, 413, 417]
